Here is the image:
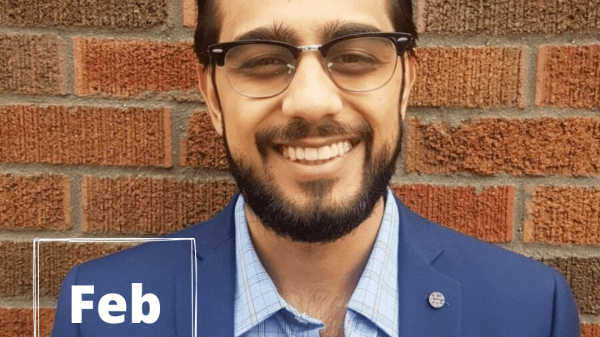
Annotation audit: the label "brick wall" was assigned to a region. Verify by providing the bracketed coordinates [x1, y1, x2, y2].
[0, 0, 598, 334]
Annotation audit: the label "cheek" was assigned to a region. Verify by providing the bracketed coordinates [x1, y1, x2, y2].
[355, 93, 402, 150]
[219, 95, 282, 158]
[214, 70, 251, 146]
[375, 81, 403, 146]
[222, 110, 259, 158]
[375, 112, 400, 151]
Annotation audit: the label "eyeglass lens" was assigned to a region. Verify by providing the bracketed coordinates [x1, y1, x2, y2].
[223, 37, 398, 98]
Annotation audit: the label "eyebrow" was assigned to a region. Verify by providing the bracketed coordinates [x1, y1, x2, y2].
[322, 21, 383, 41]
[233, 21, 383, 46]
[234, 23, 299, 45]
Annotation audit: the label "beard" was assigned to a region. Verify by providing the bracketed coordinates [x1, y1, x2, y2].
[224, 117, 402, 243]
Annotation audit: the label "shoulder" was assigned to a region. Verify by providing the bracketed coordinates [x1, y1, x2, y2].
[51, 198, 238, 335]
[396, 198, 580, 335]
[396, 197, 559, 282]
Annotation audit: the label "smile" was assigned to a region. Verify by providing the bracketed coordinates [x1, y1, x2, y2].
[278, 139, 358, 163]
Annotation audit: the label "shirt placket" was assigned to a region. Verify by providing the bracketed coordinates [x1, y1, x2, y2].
[279, 305, 324, 337]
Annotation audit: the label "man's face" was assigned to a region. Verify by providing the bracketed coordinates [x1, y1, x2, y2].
[201, 0, 414, 243]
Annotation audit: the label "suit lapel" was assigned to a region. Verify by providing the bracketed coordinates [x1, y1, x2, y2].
[179, 196, 238, 337]
[396, 198, 462, 336]
[195, 237, 236, 336]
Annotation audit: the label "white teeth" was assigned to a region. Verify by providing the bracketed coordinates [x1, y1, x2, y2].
[296, 148, 305, 160]
[281, 141, 354, 162]
[317, 146, 331, 160]
[304, 148, 318, 160]
[330, 143, 339, 157]
[337, 142, 345, 155]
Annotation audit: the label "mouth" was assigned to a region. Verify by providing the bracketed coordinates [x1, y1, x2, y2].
[276, 138, 360, 165]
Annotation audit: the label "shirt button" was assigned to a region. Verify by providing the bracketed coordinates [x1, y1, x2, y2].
[429, 291, 445, 309]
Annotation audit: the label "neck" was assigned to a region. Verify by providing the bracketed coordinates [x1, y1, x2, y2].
[244, 196, 385, 313]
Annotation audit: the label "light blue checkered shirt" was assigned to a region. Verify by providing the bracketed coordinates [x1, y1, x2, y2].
[234, 188, 399, 337]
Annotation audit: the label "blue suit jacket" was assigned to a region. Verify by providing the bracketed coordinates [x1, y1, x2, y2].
[52, 195, 581, 336]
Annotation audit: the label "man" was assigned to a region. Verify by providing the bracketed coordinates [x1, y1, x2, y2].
[52, 0, 581, 336]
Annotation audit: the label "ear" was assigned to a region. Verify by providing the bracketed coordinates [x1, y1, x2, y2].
[197, 63, 224, 136]
[399, 56, 416, 120]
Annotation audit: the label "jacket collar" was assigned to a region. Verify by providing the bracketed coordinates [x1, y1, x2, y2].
[172, 195, 238, 337]
[188, 194, 461, 336]
[396, 199, 462, 336]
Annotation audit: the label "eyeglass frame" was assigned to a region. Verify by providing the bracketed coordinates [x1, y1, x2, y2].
[206, 32, 414, 66]
[204, 32, 415, 97]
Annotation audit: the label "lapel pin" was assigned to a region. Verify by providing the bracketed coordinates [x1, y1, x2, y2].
[428, 292, 445, 309]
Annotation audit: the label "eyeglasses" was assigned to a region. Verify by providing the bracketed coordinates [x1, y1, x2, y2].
[207, 32, 414, 98]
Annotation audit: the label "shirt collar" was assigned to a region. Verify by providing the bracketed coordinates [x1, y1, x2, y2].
[346, 188, 399, 336]
[233, 188, 399, 337]
[233, 195, 286, 336]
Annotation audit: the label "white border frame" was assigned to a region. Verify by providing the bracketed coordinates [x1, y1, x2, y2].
[33, 238, 197, 337]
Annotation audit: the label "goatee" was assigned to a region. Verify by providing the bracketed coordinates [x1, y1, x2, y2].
[224, 118, 401, 243]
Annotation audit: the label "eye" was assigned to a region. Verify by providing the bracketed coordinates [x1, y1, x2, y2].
[233, 55, 293, 79]
[327, 51, 381, 75]
[241, 56, 288, 68]
[331, 53, 376, 65]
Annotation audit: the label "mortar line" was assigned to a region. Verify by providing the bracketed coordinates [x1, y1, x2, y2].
[70, 174, 83, 235]
[512, 182, 526, 245]
[526, 43, 538, 108]
[581, 315, 600, 325]
[63, 30, 74, 96]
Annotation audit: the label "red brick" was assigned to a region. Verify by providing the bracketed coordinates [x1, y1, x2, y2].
[410, 47, 526, 108]
[541, 257, 600, 315]
[419, 0, 600, 34]
[82, 177, 236, 234]
[392, 184, 514, 242]
[74, 38, 200, 100]
[0, 0, 167, 28]
[183, 0, 197, 28]
[0, 105, 172, 167]
[525, 186, 600, 245]
[0, 241, 128, 299]
[180, 110, 228, 169]
[0, 34, 66, 95]
[0, 308, 54, 337]
[0, 175, 70, 231]
[0, 241, 32, 298]
[407, 117, 600, 176]
[536, 45, 600, 108]
[583, 324, 600, 337]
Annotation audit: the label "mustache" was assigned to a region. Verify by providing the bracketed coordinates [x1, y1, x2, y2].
[255, 118, 371, 158]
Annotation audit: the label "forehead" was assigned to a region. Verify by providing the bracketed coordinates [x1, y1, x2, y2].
[217, 0, 394, 44]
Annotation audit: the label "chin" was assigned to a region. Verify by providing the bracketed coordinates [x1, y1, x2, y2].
[221, 116, 402, 243]
[228, 148, 393, 243]
[288, 178, 361, 211]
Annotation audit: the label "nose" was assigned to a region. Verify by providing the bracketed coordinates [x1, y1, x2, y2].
[281, 54, 343, 124]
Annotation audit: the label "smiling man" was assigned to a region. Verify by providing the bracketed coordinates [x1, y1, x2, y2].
[192, 0, 581, 335]
[52, 0, 580, 336]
